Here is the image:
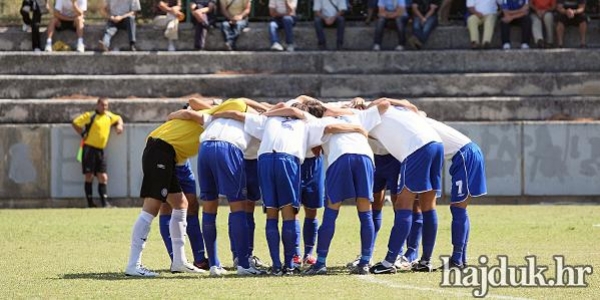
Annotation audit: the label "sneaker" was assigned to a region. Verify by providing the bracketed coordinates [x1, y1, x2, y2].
[125, 265, 159, 277]
[521, 43, 529, 49]
[283, 266, 301, 276]
[193, 258, 210, 271]
[303, 255, 317, 266]
[33, 48, 41, 53]
[372, 44, 381, 51]
[102, 201, 116, 208]
[167, 41, 176, 52]
[250, 255, 268, 268]
[394, 255, 414, 271]
[225, 41, 234, 51]
[395, 45, 404, 51]
[303, 264, 327, 275]
[412, 260, 434, 272]
[270, 42, 284, 51]
[170, 261, 205, 274]
[292, 255, 302, 268]
[209, 265, 228, 277]
[349, 263, 370, 275]
[269, 266, 283, 276]
[346, 255, 361, 268]
[98, 40, 109, 52]
[130, 44, 137, 52]
[536, 39, 544, 48]
[237, 265, 267, 276]
[370, 262, 397, 275]
[470, 41, 480, 50]
[22, 23, 31, 32]
[44, 43, 52, 52]
[502, 43, 511, 50]
[76, 42, 85, 53]
[440, 260, 465, 271]
[286, 44, 295, 52]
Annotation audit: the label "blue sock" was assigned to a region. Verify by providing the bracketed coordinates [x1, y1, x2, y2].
[463, 215, 471, 265]
[404, 212, 423, 261]
[450, 206, 468, 265]
[283, 220, 297, 269]
[265, 219, 281, 268]
[315, 207, 339, 267]
[202, 212, 220, 267]
[228, 213, 236, 261]
[303, 218, 318, 257]
[294, 219, 301, 257]
[159, 215, 173, 261]
[186, 215, 206, 263]
[246, 212, 255, 256]
[358, 210, 374, 265]
[421, 209, 438, 262]
[384, 209, 412, 263]
[371, 209, 383, 250]
[230, 211, 250, 268]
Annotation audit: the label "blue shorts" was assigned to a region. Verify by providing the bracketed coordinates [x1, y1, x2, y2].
[198, 141, 246, 202]
[450, 142, 487, 203]
[244, 159, 261, 201]
[326, 154, 374, 204]
[399, 142, 444, 193]
[301, 156, 325, 209]
[175, 160, 197, 195]
[373, 154, 401, 195]
[258, 152, 301, 209]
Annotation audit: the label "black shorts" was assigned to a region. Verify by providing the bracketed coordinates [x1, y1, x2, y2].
[557, 13, 588, 26]
[82, 145, 106, 174]
[56, 20, 77, 31]
[139, 138, 181, 202]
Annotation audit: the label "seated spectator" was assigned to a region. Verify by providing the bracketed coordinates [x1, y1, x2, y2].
[153, 0, 183, 51]
[409, 0, 440, 50]
[45, 0, 87, 52]
[190, 0, 217, 50]
[219, 0, 252, 50]
[313, 0, 347, 50]
[20, 0, 48, 52]
[372, 0, 407, 51]
[268, 0, 298, 52]
[499, 0, 531, 49]
[466, 0, 498, 49]
[530, 0, 555, 48]
[99, 0, 141, 52]
[555, 0, 587, 48]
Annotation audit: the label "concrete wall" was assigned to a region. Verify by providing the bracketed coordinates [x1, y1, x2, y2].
[1, 122, 599, 205]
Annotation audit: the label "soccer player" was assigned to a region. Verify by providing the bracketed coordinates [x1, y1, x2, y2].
[368, 98, 444, 274]
[124, 99, 246, 277]
[72, 97, 123, 208]
[303, 100, 390, 275]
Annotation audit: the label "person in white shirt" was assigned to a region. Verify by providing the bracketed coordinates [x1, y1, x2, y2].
[313, 0, 347, 50]
[45, 0, 88, 52]
[466, 0, 499, 49]
[99, 0, 141, 52]
[268, 0, 298, 51]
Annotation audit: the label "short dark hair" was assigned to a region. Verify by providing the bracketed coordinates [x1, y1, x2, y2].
[305, 102, 326, 118]
[291, 102, 308, 112]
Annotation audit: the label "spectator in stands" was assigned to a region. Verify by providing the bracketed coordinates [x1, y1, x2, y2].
[45, 0, 87, 52]
[220, 0, 252, 50]
[153, 0, 183, 51]
[99, 0, 141, 52]
[190, 0, 217, 50]
[372, 0, 407, 51]
[313, 0, 347, 50]
[555, 0, 587, 48]
[499, 0, 531, 49]
[268, 0, 298, 51]
[466, 0, 498, 49]
[409, 0, 440, 50]
[530, 0, 555, 48]
[20, 0, 48, 52]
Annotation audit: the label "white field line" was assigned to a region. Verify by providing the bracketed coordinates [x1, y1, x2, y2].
[356, 275, 532, 300]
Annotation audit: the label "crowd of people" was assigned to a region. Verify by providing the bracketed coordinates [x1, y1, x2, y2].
[116, 95, 487, 277]
[18, 0, 591, 52]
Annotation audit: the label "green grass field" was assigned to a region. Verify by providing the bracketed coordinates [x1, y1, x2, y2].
[0, 205, 598, 299]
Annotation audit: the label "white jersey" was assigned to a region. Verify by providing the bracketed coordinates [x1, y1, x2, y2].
[425, 118, 471, 159]
[368, 137, 390, 156]
[201, 116, 251, 150]
[244, 137, 261, 160]
[370, 107, 442, 162]
[284, 99, 317, 159]
[308, 107, 382, 168]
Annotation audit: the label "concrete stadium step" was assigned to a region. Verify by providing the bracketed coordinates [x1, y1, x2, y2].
[2, 21, 598, 52]
[1, 49, 600, 75]
[1, 72, 599, 99]
[2, 96, 599, 123]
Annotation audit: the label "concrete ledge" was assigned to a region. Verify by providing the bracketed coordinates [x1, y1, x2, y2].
[1, 50, 600, 75]
[1, 21, 599, 51]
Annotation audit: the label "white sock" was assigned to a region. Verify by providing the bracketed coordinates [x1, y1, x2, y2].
[170, 209, 188, 265]
[127, 211, 154, 268]
[46, 38, 51, 45]
[77, 38, 83, 45]
[382, 259, 393, 268]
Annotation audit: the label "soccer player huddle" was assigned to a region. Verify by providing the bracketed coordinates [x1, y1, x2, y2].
[124, 95, 487, 277]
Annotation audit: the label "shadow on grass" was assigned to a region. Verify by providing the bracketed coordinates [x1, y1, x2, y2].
[59, 266, 357, 280]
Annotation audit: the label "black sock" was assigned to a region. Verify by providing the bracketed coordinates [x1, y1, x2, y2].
[85, 182, 94, 207]
[98, 183, 107, 206]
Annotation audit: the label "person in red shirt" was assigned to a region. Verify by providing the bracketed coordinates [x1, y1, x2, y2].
[530, 0, 556, 47]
